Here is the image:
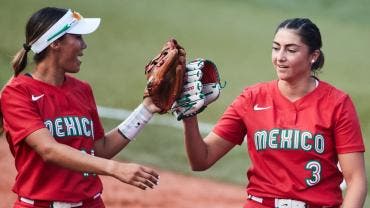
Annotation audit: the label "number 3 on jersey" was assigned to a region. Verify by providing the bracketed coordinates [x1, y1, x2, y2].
[305, 160, 321, 186]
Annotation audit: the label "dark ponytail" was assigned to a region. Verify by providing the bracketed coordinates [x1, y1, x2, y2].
[11, 46, 30, 76]
[11, 7, 67, 76]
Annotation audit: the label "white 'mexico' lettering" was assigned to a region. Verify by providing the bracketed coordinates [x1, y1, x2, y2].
[254, 129, 325, 154]
[44, 116, 94, 139]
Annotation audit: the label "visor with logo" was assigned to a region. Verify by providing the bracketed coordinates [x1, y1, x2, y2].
[31, 9, 101, 54]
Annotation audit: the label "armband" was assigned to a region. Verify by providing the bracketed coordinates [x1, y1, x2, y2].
[117, 104, 153, 141]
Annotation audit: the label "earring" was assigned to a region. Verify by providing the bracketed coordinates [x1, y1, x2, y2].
[311, 60, 315, 63]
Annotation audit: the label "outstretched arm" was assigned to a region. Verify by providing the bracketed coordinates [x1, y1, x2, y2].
[182, 116, 235, 171]
[339, 152, 367, 208]
[26, 127, 159, 190]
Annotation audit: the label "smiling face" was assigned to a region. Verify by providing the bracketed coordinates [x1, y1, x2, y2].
[55, 34, 87, 73]
[272, 28, 318, 82]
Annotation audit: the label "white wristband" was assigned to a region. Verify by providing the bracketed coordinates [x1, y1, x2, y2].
[117, 104, 153, 141]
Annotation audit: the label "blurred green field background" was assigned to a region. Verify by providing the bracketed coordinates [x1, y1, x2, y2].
[1, 0, 369, 205]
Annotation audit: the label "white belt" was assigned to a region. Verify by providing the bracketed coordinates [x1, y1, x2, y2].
[248, 194, 306, 208]
[20, 193, 101, 208]
[248, 194, 263, 203]
[275, 198, 306, 208]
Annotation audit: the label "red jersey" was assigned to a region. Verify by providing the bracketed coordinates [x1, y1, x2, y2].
[1, 74, 105, 202]
[213, 80, 364, 206]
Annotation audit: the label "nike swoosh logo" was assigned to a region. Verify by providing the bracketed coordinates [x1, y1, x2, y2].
[253, 104, 271, 111]
[31, 94, 44, 101]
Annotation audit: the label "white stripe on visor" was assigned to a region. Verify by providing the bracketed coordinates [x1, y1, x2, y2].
[31, 9, 100, 54]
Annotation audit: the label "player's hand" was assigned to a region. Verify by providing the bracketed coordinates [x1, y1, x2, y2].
[143, 97, 162, 113]
[112, 162, 159, 190]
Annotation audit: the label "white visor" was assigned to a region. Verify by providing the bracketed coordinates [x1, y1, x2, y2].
[31, 9, 100, 54]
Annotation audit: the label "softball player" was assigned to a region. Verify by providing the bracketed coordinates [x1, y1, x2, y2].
[181, 18, 367, 207]
[1, 7, 160, 208]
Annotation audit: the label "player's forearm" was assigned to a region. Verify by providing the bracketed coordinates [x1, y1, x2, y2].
[183, 116, 210, 171]
[41, 141, 117, 176]
[25, 128, 114, 175]
[342, 175, 367, 208]
[38, 136, 159, 190]
[94, 128, 130, 159]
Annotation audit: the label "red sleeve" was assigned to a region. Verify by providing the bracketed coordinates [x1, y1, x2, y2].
[334, 95, 365, 153]
[84, 82, 105, 140]
[213, 90, 248, 145]
[1, 85, 45, 146]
